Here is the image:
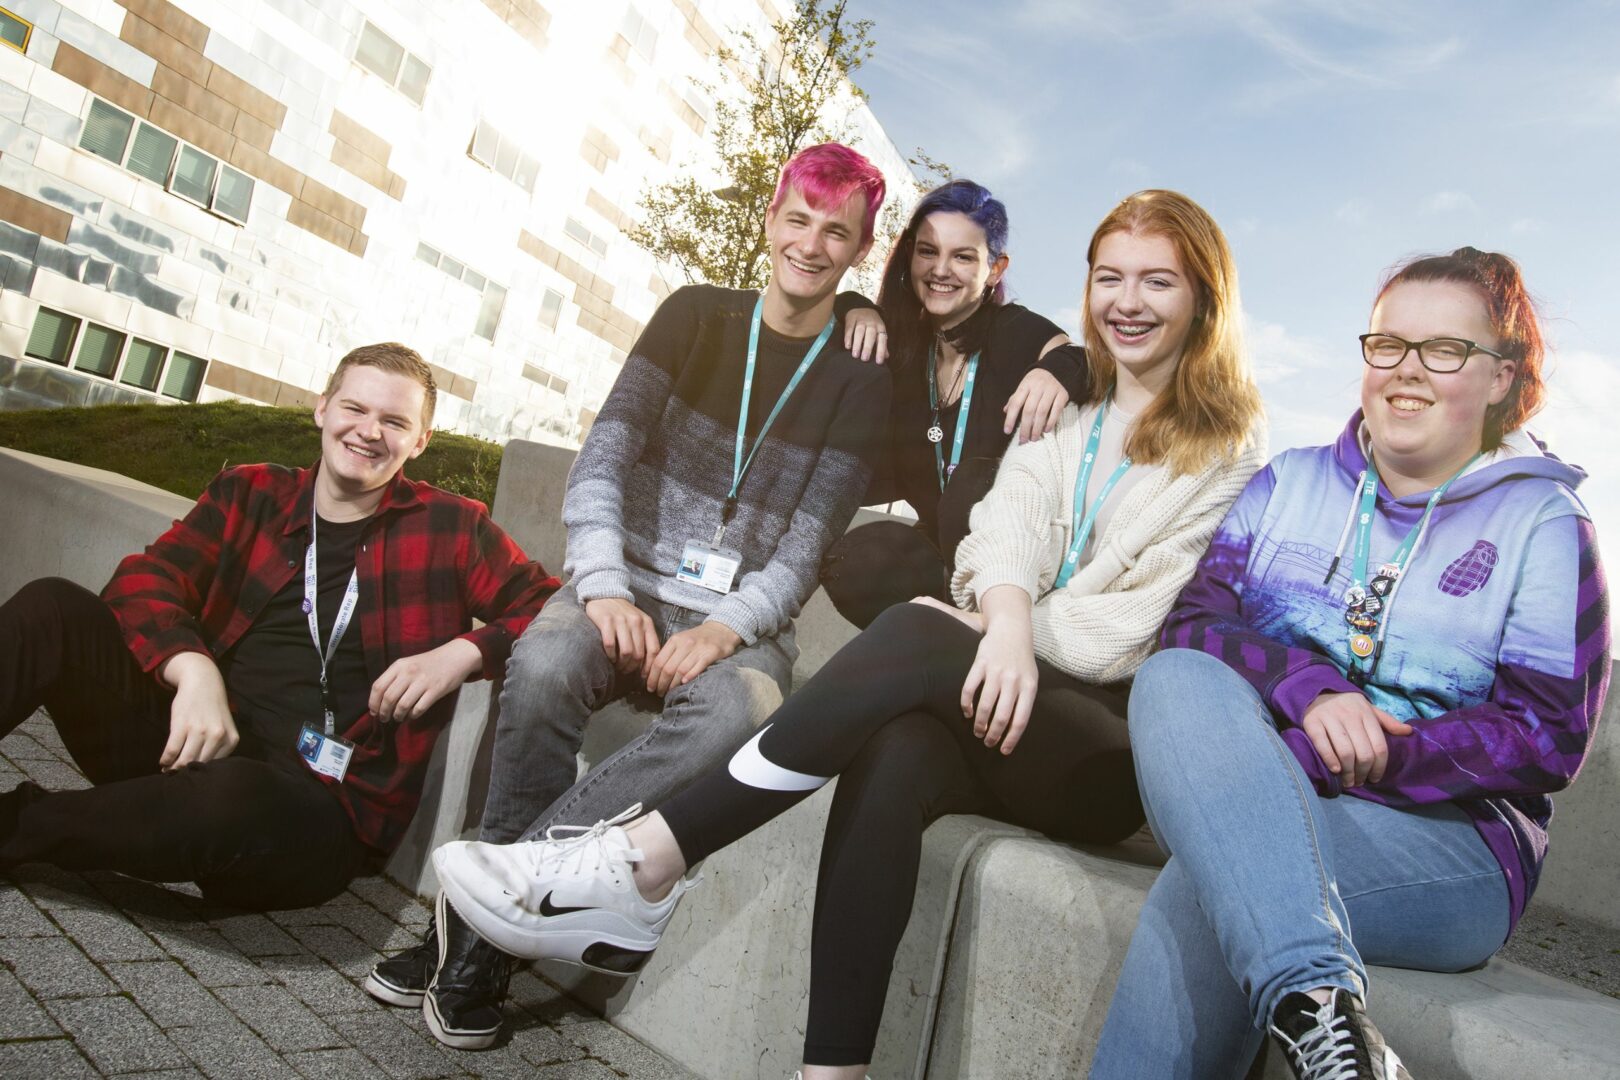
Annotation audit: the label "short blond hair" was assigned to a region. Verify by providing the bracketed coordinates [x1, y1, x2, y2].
[323, 343, 437, 428]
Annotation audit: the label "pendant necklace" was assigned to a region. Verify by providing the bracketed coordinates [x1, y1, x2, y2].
[926, 345, 968, 444]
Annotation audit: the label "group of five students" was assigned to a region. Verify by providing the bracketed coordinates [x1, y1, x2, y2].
[0, 141, 1605, 1080]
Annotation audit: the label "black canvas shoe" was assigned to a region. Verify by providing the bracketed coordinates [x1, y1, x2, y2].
[421, 890, 515, 1050]
[1269, 989, 1413, 1080]
[363, 915, 438, 1007]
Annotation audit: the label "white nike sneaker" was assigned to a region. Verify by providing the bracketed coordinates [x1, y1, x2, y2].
[433, 804, 696, 974]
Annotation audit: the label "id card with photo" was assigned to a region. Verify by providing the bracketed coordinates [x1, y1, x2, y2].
[676, 539, 741, 594]
[297, 723, 354, 781]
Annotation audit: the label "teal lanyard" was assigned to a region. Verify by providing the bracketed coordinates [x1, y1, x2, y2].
[1052, 393, 1133, 590]
[719, 295, 835, 544]
[1343, 452, 1479, 674]
[927, 344, 980, 491]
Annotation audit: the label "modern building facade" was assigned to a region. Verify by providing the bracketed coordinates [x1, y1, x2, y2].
[0, 0, 912, 444]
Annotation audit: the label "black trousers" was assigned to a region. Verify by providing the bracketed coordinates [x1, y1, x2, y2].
[820, 456, 1000, 629]
[657, 602, 1143, 1064]
[0, 578, 368, 911]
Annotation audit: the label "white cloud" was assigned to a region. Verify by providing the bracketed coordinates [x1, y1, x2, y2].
[1246, 316, 1337, 384]
[1422, 190, 1480, 214]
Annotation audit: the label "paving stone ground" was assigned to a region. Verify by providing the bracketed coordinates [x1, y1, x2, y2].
[0, 713, 698, 1080]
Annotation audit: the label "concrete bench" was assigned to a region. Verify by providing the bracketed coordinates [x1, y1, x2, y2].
[4, 440, 1618, 1079]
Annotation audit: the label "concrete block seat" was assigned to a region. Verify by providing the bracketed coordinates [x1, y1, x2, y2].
[6, 442, 1619, 1079]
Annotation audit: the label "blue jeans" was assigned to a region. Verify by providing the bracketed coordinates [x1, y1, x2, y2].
[1090, 649, 1509, 1079]
[478, 585, 796, 844]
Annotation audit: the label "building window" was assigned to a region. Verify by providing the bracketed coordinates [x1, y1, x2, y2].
[538, 288, 564, 329]
[74, 324, 125, 377]
[523, 363, 569, 394]
[162, 352, 207, 401]
[416, 243, 507, 341]
[468, 119, 539, 194]
[121, 339, 167, 391]
[355, 22, 430, 106]
[78, 99, 254, 225]
[564, 217, 608, 258]
[0, 7, 31, 54]
[23, 308, 207, 401]
[620, 7, 657, 63]
[25, 308, 78, 365]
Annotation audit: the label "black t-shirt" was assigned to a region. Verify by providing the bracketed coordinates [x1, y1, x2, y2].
[221, 514, 372, 765]
[880, 303, 1087, 537]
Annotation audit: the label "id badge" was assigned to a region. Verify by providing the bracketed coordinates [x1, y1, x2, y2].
[676, 539, 741, 594]
[297, 723, 354, 781]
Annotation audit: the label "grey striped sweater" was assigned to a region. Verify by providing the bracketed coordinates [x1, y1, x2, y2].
[563, 285, 891, 644]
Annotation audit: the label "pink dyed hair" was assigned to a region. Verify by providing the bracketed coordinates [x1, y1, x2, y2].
[768, 142, 886, 245]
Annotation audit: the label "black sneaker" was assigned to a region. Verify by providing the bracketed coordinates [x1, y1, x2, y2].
[363, 914, 438, 1007]
[1269, 989, 1413, 1079]
[421, 890, 515, 1050]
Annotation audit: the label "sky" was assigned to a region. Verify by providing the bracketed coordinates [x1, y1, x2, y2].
[846, 0, 1619, 568]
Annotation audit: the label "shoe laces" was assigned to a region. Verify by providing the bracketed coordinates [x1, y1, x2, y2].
[531, 803, 646, 887]
[1275, 999, 1359, 1080]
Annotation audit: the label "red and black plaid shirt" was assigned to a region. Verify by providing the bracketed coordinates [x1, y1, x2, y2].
[102, 462, 559, 853]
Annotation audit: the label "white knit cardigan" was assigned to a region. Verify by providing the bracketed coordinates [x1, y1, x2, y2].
[951, 402, 1268, 684]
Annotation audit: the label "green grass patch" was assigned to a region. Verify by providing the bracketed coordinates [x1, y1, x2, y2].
[0, 401, 503, 506]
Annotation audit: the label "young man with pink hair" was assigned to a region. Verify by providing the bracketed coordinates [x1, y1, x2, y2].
[367, 143, 892, 1049]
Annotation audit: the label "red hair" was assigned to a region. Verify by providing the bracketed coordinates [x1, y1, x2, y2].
[768, 142, 886, 245]
[1377, 247, 1545, 449]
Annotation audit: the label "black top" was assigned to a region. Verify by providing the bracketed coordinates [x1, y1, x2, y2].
[221, 514, 372, 766]
[873, 302, 1089, 539]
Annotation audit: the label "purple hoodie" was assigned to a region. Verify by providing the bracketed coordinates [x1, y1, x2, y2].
[1163, 413, 1610, 929]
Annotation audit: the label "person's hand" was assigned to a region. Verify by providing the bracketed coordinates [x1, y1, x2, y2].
[157, 651, 239, 770]
[646, 621, 743, 696]
[1300, 691, 1415, 787]
[909, 595, 984, 633]
[369, 638, 483, 722]
[585, 597, 661, 677]
[1002, 368, 1069, 444]
[959, 619, 1039, 755]
[843, 307, 889, 364]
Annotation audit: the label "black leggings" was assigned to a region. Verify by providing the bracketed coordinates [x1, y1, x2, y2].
[820, 457, 1000, 629]
[657, 602, 1142, 1064]
[0, 578, 369, 911]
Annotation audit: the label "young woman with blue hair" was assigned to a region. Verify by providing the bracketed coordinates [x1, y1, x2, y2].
[822, 179, 1092, 627]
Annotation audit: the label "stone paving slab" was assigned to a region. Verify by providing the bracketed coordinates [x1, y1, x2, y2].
[0, 713, 700, 1080]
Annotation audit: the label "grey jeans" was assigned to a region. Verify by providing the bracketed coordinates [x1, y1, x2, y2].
[478, 584, 797, 844]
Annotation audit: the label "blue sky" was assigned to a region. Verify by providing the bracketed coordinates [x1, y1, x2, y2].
[849, 0, 1618, 566]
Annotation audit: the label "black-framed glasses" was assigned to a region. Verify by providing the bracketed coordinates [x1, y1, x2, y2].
[1358, 333, 1505, 373]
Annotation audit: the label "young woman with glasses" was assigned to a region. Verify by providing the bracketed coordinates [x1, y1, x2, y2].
[821, 179, 1093, 628]
[1090, 247, 1610, 1080]
[430, 190, 1269, 1079]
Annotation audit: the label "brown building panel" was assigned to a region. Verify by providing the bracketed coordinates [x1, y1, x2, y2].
[450, 375, 477, 401]
[52, 44, 154, 118]
[274, 381, 318, 409]
[0, 186, 72, 243]
[205, 359, 280, 404]
[287, 198, 355, 251]
[117, 0, 209, 52]
[119, 14, 211, 85]
[331, 141, 404, 200]
[328, 111, 392, 166]
[299, 178, 366, 231]
[146, 95, 233, 159]
[206, 65, 285, 130]
[227, 140, 302, 199]
[231, 109, 274, 152]
[585, 189, 631, 232]
[152, 66, 238, 132]
[517, 232, 615, 304]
